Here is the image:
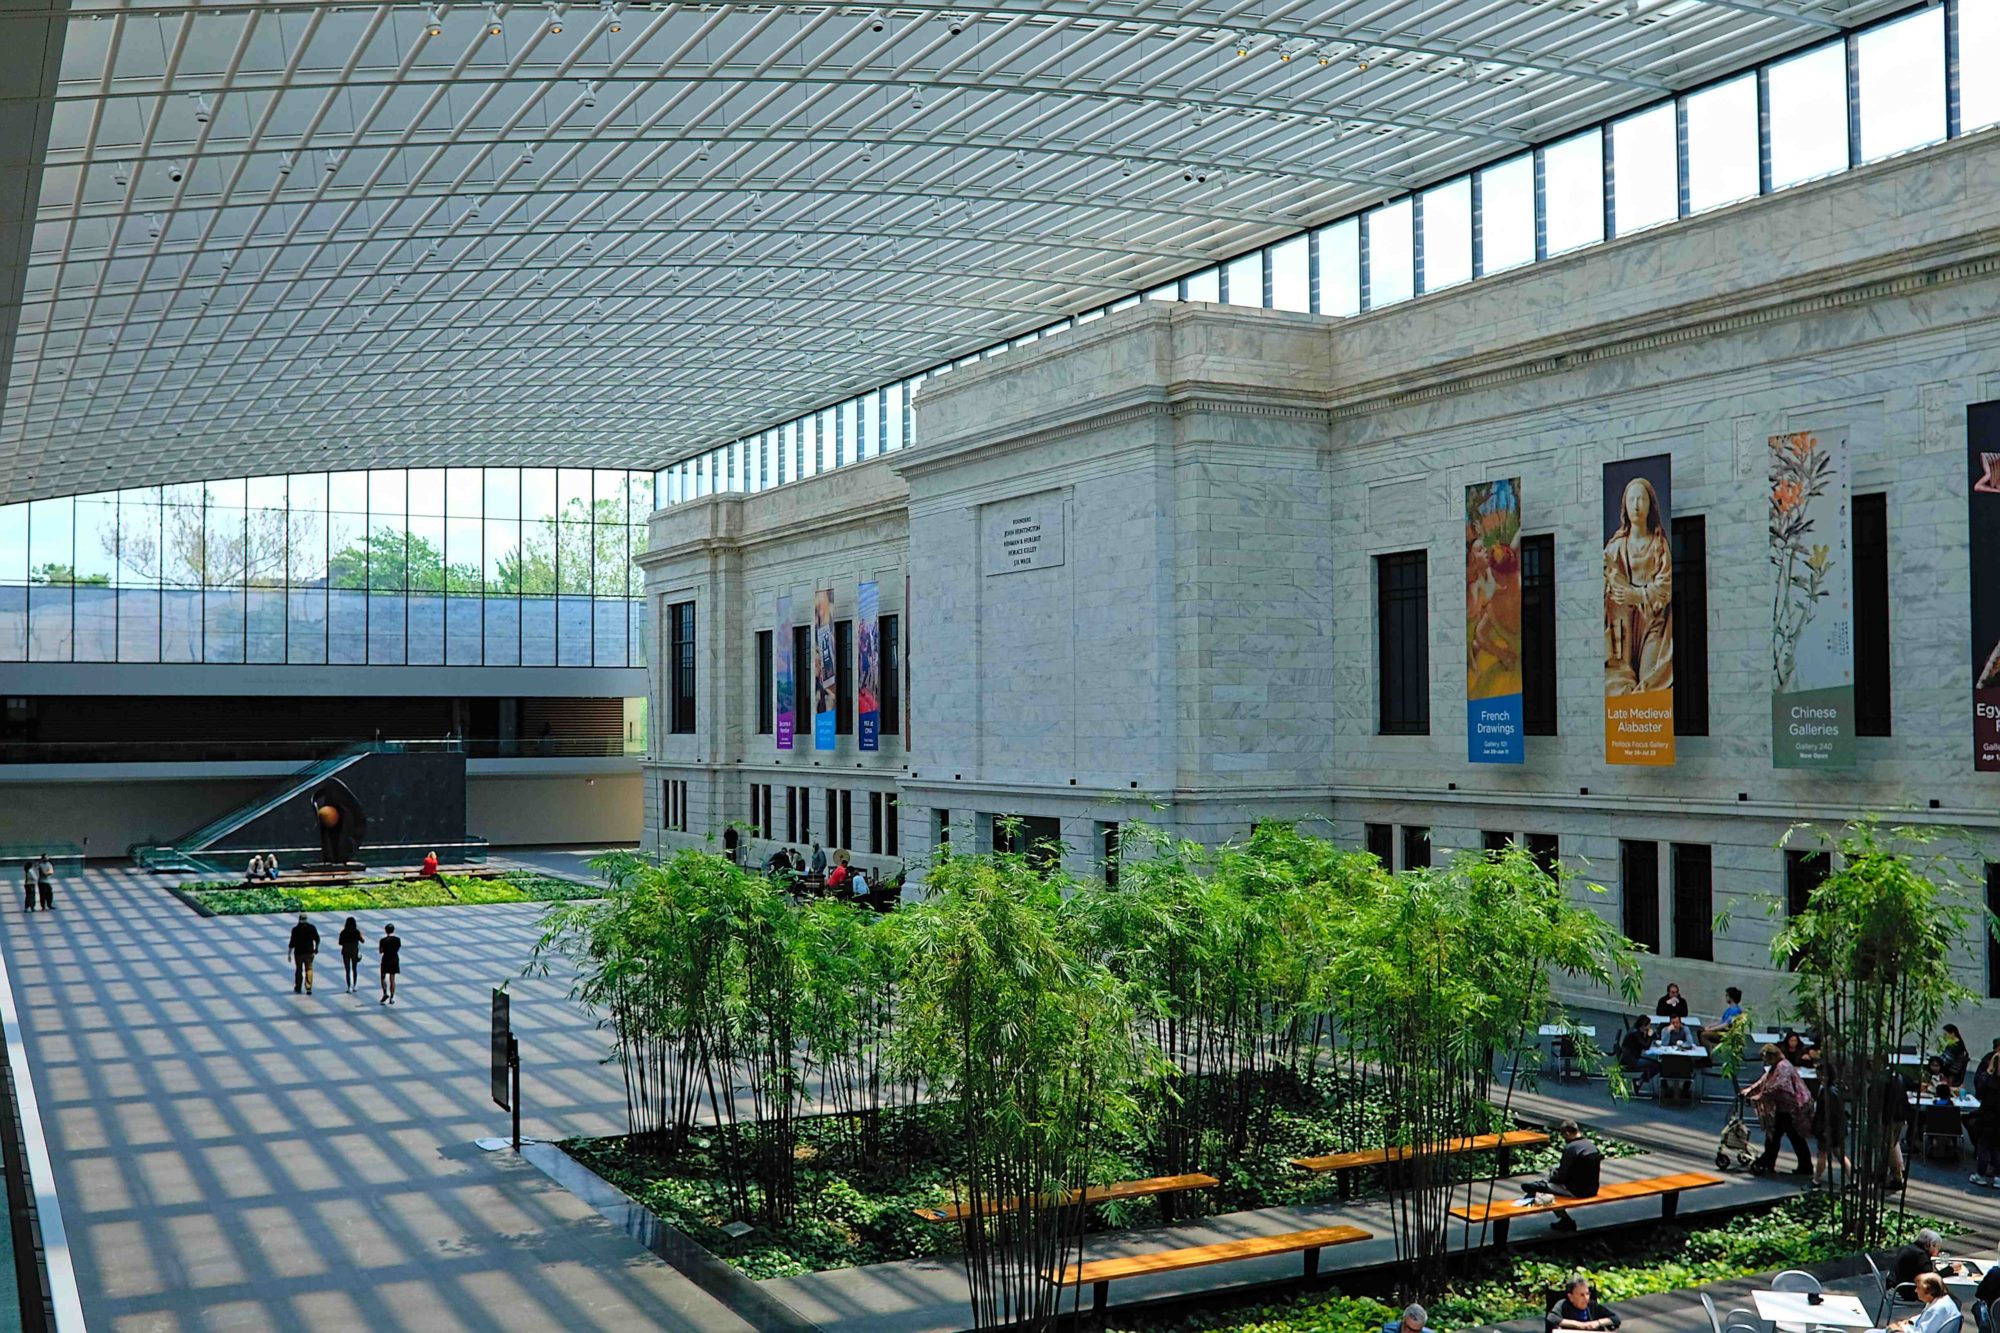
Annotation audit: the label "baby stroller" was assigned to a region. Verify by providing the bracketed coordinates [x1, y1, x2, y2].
[1715, 1094, 1756, 1170]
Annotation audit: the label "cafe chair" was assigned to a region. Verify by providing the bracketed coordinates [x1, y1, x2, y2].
[1868, 1253, 1925, 1322]
[1658, 1052, 1699, 1106]
[1768, 1269, 1824, 1333]
[1704, 1292, 1763, 1333]
[1971, 1297, 1992, 1333]
[1922, 1103, 1966, 1160]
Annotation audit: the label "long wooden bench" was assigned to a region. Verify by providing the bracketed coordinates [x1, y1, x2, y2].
[1449, 1170, 1723, 1246]
[1292, 1130, 1551, 1200]
[1047, 1223, 1371, 1314]
[913, 1172, 1219, 1224]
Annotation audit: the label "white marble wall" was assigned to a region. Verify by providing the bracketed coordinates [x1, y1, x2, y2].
[642, 127, 2000, 1022]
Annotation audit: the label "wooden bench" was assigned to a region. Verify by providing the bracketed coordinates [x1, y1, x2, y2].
[1449, 1170, 1723, 1246]
[1048, 1223, 1371, 1315]
[913, 1172, 1219, 1223]
[1292, 1130, 1551, 1200]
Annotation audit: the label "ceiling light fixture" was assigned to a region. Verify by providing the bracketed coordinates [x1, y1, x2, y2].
[168, 160, 186, 182]
[602, 0, 622, 29]
[695, 144, 710, 162]
[425, 3, 444, 35]
[190, 93, 212, 123]
[146, 213, 161, 238]
[580, 79, 598, 107]
[866, 8, 884, 30]
[942, 11, 964, 35]
[544, 1, 563, 32]
[1182, 165, 1207, 183]
[486, 2, 503, 33]
[1011, 150, 1025, 169]
[112, 163, 129, 186]
[277, 152, 293, 175]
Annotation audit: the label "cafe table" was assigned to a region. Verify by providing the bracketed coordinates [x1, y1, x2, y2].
[1750, 1289, 1872, 1330]
[1941, 1256, 1989, 1302]
[1909, 1091, 1981, 1111]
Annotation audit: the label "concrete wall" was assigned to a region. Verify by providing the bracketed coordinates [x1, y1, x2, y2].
[0, 760, 641, 854]
[640, 127, 2000, 1024]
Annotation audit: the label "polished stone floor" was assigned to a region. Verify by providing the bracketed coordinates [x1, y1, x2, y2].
[0, 861, 756, 1333]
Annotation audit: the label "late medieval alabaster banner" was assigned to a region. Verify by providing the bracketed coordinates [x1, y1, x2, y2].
[1603, 455, 1675, 766]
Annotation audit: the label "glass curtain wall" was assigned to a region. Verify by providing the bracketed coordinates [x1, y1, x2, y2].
[657, 0, 1990, 511]
[0, 467, 654, 666]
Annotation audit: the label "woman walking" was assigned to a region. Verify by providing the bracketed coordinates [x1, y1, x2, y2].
[378, 924, 401, 1005]
[338, 917, 364, 993]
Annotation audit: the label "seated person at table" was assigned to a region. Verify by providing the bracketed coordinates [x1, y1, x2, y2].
[1659, 1014, 1697, 1049]
[1618, 1019, 1659, 1089]
[1779, 1030, 1816, 1069]
[1655, 982, 1690, 1022]
[1872, 1272, 1961, 1333]
[1380, 1304, 1429, 1333]
[1701, 987, 1746, 1050]
[1925, 1055, 1958, 1097]
[1941, 1024, 1971, 1084]
[1519, 1120, 1601, 1232]
[1893, 1230, 1967, 1287]
[1546, 1276, 1620, 1332]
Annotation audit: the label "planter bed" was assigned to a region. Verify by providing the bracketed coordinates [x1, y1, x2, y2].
[175, 870, 601, 916]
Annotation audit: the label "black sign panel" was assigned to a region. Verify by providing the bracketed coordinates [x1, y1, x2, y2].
[491, 989, 511, 1110]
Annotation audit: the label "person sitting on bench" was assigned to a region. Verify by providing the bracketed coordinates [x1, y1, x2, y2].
[1519, 1120, 1600, 1233]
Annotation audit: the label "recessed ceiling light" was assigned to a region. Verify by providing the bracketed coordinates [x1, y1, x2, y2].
[486, 2, 503, 34]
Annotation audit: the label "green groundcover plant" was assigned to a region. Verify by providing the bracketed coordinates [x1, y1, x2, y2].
[563, 1079, 1638, 1281]
[187, 870, 598, 914]
[1101, 1194, 1957, 1333]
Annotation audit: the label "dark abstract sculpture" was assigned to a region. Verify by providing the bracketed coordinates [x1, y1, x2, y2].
[310, 778, 368, 866]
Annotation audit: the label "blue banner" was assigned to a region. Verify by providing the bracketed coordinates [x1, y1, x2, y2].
[858, 581, 881, 751]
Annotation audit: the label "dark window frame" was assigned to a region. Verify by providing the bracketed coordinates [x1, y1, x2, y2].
[1481, 830, 1512, 855]
[1670, 843, 1713, 961]
[1671, 515, 1709, 736]
[1526, 833, 1559, 879]
[879, 613, 901, 735]
[835, 619, 854, 735]
[755, 630, 774, 735]
[669, 601, 696, 734]
[1621, 839, 1661, 953]
[1854, 492, 1890, 736]
[1376, 551, 1431, 736]
[1365, 823, 1394, 868]
[1521, 533, 1557, 735]
[791, 625, 811, 730]
[1402, 825, 1432, 871]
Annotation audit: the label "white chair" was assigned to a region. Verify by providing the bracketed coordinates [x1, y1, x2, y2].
[1868, 1253, 1925, 1322]
[1769, 1268, 1823, 1333]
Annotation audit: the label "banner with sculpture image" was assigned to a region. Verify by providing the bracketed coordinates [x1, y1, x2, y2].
[1465, 478, 1523, 764]
[812, 587, 836, 751]
[857, 580, 881, 751]
[1769, 429, 1854, 768]
[774, 593, 794, 750]
[1969, 403, 2000, 770]
[1603, 456, 1675, 765]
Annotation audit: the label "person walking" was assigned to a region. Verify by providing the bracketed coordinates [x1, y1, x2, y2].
[288, 912, 321, 994]
[378, 924, 401, 1005]
[337, 917, 365, 993]
[1745, 1042, 1813, 1176]
[34, 853, 54, 910]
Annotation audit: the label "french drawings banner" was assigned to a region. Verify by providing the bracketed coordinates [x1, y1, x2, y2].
[774, 593, 794, 751]
[1969, 403, 2000, 769]
[858, 580, 881, 751]
[1603, 456, 1675, 765]
[812, 588, 836, 751]
[1465, 478, 1524, 764]
[1768, 429, 1854, 768]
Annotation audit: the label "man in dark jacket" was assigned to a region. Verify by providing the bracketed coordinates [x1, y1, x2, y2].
[1520, 1120, 1602, 1232]
[288, 912, 321, 994]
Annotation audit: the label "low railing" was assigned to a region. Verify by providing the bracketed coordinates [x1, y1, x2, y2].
[0, 736, 634, 765]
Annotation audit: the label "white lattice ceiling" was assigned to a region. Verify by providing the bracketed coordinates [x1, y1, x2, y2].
[0, 0, 1895, 502]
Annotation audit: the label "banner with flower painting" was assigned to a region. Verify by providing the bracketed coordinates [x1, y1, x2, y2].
[1603, 456, 1675, 765]
[1465, 478, 1523, 763]
[1968, 403, 2000, 770]
[1769, 429, 1854, 768]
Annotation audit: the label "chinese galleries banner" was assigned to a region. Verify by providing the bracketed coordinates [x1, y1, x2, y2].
[857, 580, 881, 751]
[1769, 429, 1854, 768]
[774, 594, 794, 750]
[812, 587, 836, 751]
[1603, 456, 1676, 765]
[1465, 478, 1524, 763]
[1969, 403, 2000, 769]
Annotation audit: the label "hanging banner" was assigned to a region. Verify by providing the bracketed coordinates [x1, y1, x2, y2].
[812, 587, 836, 751]
[1465, 477, 1523, 764]
[1769, 429, 1854, 768]
[857, 580, 881, 751]
[774, 594, 794, 750]
[1603, 455, 1676, 766]
[1970, 403, 2000, 770]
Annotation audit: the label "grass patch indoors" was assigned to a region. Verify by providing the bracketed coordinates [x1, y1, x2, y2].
[186, 870, 600, 915]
